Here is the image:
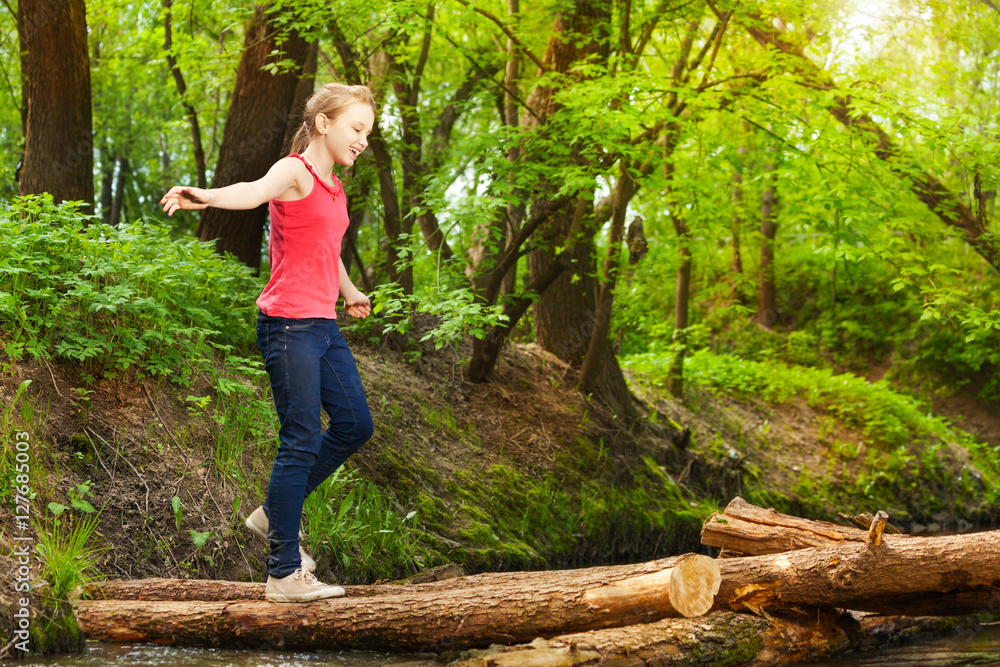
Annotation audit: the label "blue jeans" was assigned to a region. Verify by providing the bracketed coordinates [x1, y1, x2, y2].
[256, 312, 373, 578]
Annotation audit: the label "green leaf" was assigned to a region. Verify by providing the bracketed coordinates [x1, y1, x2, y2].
[71, 498, 96, 514]
[189, 530, 212, 549]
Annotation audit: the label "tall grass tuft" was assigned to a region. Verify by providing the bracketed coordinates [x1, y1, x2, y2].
[35, 513, 105, 600]
[303, 467, 420, 584]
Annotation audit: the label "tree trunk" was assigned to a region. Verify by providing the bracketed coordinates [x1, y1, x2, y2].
[99, 152, 114, 225]
[341, 174, 371, 288]
[450, 608, 982, 667]
[524, 0, 609, 367]
[389, 8, 435, 297]
[468, 195, 581, 381]
[367, 121, 408, 290]
[78, 554, 720, 651]
[701, 496, 901, 556]
[579, 168, 636, 393]
[758, 153, 778, 328]
[731, 135, 747, 300]
[19, 0, 94, 209]
[501, 0, 524, 298]
[713, 526, 1000, 616]
[109, 158, 128, 226]
[195, 5, 309, 270]
[521, 0, 637, 418]
[667, 235, 692, 399]
[451, 609, 860, 667]
[281, 41, 318, 154]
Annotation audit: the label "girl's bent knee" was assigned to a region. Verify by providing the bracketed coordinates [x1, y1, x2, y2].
[357, 412, 374, 446]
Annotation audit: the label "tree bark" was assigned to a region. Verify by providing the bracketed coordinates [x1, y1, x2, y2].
[451, 609, 858, 667]
[79, 554, 720, 651]
[665, 145, 690, 398]
[194, 5, 309, 270]
[99, 152, 114, 225]
[517, 0, 638, 418]
[731, 133, 747, 300]
[450, 608, 984, 667]
[330, 22, 408, 292]
[281, 41, 318, 154]
[109, 157, 128, 226]
[701, 496, 901, 556]
[89, 553, 704, 601]
[713, 527, 1000, 616]
[579, 168, 636, 393]
[501, 0, 524, 298]
[467, 193, 579, 381]
[18, 0, 94, 209]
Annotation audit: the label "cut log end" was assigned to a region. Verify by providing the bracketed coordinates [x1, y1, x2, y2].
[668, 554, 721, 618]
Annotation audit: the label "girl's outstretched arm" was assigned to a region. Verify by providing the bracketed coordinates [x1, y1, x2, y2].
[160, 158, 307, 217]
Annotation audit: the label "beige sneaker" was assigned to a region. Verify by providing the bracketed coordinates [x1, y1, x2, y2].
[266, 568, 345, 603]
[245, 505, 317, 573]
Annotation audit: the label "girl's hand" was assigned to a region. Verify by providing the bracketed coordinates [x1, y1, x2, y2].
[344, 291, 371, 319]
[161, 186, 213, 216]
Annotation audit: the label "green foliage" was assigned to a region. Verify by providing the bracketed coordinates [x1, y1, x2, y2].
[189, 529, 213, 549]
[0, 196, 263, 386]
[371, 281, 509, 350]
[47, 481, 97, 517]
[625, 347, 1000, 519]
[35, 513, 105, 600]
[171, 496, 184, 531]
[0, 380, 33, 506]
[627, 348, 967, 449]
[204, 373, 275, 480]
[302, 467, 421, 584]
[425, 446, 712, 571]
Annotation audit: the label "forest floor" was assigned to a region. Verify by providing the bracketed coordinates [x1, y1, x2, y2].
[1, 321, 998, 658]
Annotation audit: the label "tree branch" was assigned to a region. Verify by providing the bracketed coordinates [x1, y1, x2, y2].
[452, 0, 548, 74]
[410, 3, 435, 108]
[741, 14, 999, 272]
[438, 29, 542, 121]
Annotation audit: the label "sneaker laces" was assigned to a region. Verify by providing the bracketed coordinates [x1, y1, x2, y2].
[292, 568, 320, 586]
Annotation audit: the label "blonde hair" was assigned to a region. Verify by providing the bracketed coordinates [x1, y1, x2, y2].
[290, 83, 377, 155]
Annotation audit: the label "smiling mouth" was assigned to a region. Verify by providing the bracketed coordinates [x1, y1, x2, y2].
[349, 147, 360, 157]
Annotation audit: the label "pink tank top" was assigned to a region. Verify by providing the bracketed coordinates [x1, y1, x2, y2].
[256, 154, 349, 319]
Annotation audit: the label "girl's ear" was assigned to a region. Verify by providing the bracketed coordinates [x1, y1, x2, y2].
[316, 113, 328, 135]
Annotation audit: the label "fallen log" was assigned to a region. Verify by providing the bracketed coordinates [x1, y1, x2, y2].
[701, 496, 905, 556]
[78, 554, 720, 651]
[87, 554, 717, 601]
[450, 610, 852, 666]
[714, 528, 1000, 616]
[448, 609, 995, 667]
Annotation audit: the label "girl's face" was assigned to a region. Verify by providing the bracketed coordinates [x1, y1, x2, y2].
[317, 101, 375, 167]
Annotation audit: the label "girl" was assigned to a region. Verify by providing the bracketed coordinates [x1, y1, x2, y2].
[162, 83, 376, 602]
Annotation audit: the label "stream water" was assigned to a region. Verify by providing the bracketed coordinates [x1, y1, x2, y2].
[9, 626, 1000, 667]
[804, 624, 1000, 666]
[11, 645, 446, 667]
